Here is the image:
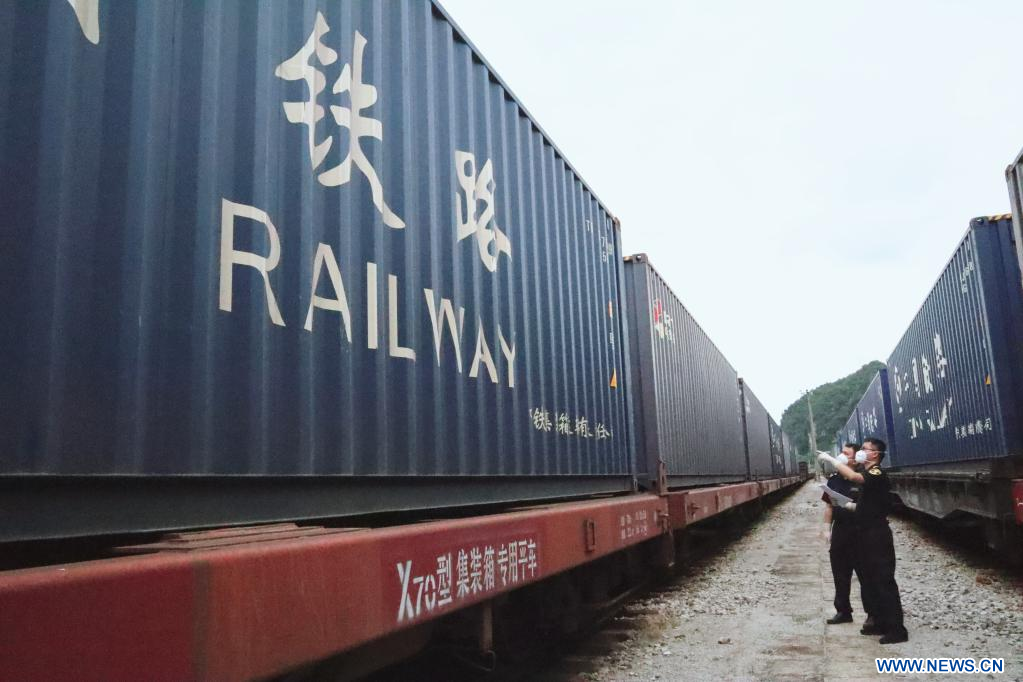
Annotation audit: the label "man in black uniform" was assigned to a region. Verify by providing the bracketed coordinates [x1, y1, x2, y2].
[819, 438, 908, 644]
[822, 443, 875, 627]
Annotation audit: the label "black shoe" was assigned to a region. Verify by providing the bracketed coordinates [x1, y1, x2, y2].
[827, 613, 853, 624]
[863, 615, 876, 628]
[860, 624, 883, 635]
[879, 631, 909, 644]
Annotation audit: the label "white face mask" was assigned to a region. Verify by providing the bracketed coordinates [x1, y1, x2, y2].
[836, 453, 849, 465]
[855, 450, 869, 464]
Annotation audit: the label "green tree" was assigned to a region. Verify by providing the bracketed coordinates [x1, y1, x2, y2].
[781, 361, 885, 462]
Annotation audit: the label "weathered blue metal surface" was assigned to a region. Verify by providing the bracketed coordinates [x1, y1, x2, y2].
[840, 410, 862, 448]
[623, 255, 747, 487]
[738, 380, 772, 478]
[0, 1, 634, 537]
[855, 369, 896, 460]
[885, 217, 1023, 467]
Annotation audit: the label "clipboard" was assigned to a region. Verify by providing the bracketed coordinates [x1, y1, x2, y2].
[819, 483, 852, 507]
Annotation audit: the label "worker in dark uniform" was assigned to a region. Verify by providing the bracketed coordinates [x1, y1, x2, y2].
[822, 443, 875, 627]
[819, 438, 908, 644]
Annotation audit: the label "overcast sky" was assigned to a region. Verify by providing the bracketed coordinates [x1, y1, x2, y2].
[440, 0, 1023, 419]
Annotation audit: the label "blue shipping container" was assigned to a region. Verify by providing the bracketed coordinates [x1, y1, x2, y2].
[0, 1, 634, 540]
[739, 380, 772, 478]
[886, 217, 1023, 467]
[855, 369, 897, 461]
[623, 255, 748, 488]
[841, 410, 862, 448]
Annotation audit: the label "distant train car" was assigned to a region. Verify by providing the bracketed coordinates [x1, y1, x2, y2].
[882, 216, 1023, 562]
[624, 254, 748, 488]
[782, 432, 796, 476]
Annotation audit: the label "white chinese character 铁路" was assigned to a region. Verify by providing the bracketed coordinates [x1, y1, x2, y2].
[455, 150, 512, 272]
[456, 548, 470, 598]
[275, 13, 404, 228]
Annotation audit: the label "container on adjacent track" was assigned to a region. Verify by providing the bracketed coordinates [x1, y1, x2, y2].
[854, 369, 897, 459]
[738, 380, 773, 479]
[1006, 147, 1023, 286]
[623, 254, 747, 488]
[885, 216, 1023, 468]
[840, 410, 862, 447]
[0, 0, 635, 541]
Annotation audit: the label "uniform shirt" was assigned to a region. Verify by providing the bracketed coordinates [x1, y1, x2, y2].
[822, 473, 861, 524]
[854, 464, 891, 526]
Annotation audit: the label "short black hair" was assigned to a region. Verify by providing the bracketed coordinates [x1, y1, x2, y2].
[843, 442, 861, 451]
[863, 437, 887, 461]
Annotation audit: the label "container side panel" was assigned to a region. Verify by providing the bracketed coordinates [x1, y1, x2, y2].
[885, 219, 1023, 466]
[740, 382, 773, 478]
[0, 2, 632, 495]
[623, 257, 747, 483]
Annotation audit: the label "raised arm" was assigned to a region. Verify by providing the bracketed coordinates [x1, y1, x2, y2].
[817, 452, 865, 484]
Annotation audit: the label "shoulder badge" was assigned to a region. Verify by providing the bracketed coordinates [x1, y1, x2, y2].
[869, 467, 883, 476]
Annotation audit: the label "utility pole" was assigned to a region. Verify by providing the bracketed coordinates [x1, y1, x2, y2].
[805, 390, 819, 477]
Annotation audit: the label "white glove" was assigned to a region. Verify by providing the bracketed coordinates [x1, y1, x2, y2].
[817, 451, 836, 465]
[843, 502, 856, 511]
[821, 527, 831, 543]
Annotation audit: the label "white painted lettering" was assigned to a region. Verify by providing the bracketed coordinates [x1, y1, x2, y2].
[424, 289, 465, 373]
[303, 243, 352, 341]
[396, 560, 415, 622]
[498, 326, 516, 388]
[219, 199, 285, 326]
[388, 274, 415, 361]
[469, 321, 498, 384]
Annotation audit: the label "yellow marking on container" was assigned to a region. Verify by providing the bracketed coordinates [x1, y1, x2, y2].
[607, 300, 613, 318]
[985, 375, 992, 386]
[610, 369, 618, 389]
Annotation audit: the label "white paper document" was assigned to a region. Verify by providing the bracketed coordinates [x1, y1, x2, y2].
[819, 483, 853, 507]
